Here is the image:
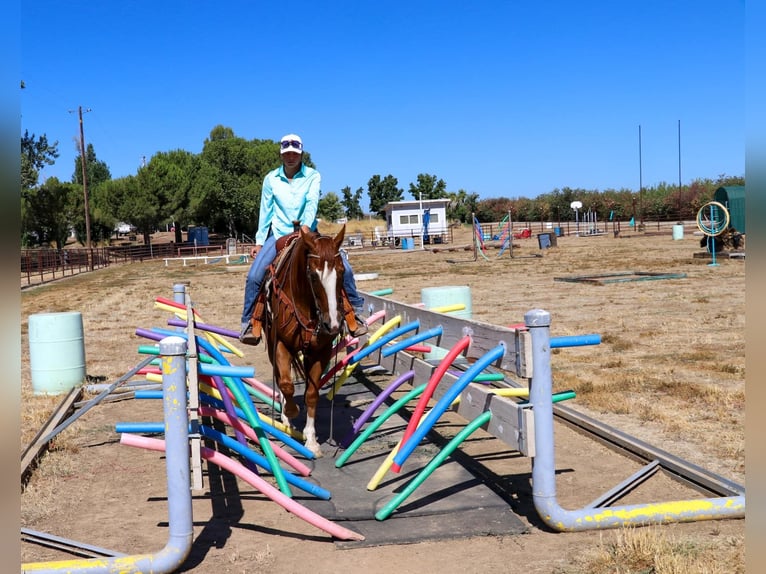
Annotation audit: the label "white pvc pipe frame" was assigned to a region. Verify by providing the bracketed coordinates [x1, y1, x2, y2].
[22, 336, 194, 574]
[526, 308, 745, 531]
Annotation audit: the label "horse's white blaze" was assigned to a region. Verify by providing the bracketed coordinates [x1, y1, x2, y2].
[319, 262, 340, 329]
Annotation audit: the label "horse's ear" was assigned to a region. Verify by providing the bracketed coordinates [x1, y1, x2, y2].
[334, 224, 346, 250]
[300, 225, 316, 250]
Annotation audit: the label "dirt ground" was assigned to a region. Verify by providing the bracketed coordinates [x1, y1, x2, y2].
[20, 226, 745, 573]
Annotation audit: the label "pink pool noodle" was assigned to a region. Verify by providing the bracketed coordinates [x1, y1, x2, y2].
[198, 405, 311, 477]
[120, 433, 364, 541]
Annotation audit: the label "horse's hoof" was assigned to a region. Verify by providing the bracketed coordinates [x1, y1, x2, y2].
[306, 443, 323, 458]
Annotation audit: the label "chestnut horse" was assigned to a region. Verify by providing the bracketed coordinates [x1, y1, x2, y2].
[262, 224, 346, 457]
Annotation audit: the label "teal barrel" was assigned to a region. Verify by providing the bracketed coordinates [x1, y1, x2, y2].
[420, 286, 472, 360]
[28, 311, 86, 395]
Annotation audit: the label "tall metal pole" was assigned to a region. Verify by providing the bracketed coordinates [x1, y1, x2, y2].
[77, 106, 92, 250]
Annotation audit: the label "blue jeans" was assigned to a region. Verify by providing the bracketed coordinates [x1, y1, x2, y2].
[241, 234, 277, 325]
[341, 249, 364, 311]
[241, 238, 365, 325]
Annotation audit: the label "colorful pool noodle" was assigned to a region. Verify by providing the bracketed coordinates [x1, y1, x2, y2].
[374, 390, 581, 519]
[153, 327, 293, 496]
[366, 309, 387, 325]
[447, 370, 504, 382]
[113, 420, 313, 489]
[207, 372, 256, 473]
[369, 288, 393, 296]
[550, 334, 601, 348]
[198, 395, 309, 456]
[367, 406, 434, 491]
[392, 343, 506, 472]
[138, 342, 281, 410]
[428, 303, 465, 314]
[335, 383, 426, 468]
[120, 433, 364, 541]
[375, 410, 493, 520]
[198, 425, 330, 499]
[132, 385, 310, 458]
[339, 370, 416, 447]
[197, 405, 312, 474]
[166, 316, 243, 358]
[325, 315, 403, 400]
[326, 319, 418, 400]
[391, 335, 471, 473]
[198, 380, 293, 437]
[138, 329, 281, 412]
[167, 316, 238, 339]
[345, 320, 420, 366]
[154, 298, 243, 357]
[404, 344, 432, 353]
[380, 326, 443, 357]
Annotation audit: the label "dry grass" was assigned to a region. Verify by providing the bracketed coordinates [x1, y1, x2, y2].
[566, 526, 745, 574]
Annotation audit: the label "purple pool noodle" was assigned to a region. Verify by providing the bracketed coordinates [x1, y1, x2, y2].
[340, 370, 416, 447]
[167, 317, 239, 339]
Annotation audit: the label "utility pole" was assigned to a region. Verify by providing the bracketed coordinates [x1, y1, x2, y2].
[677, 119, 682, 222]
[70, 106, 93, 249]
[638, 124, 643, 228]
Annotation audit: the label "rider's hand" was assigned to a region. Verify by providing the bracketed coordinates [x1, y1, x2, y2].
[250, 245, 261, 258]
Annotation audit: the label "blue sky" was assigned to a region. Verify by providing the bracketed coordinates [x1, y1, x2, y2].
[21, 1, 744, 210]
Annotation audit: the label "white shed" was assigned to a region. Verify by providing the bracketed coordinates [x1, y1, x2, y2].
[383, 198, 450, 245]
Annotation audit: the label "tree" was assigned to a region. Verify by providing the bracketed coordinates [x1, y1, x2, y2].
[368, 174, 403, 216]
[193, 125, 317, 237]
[318, 192, 344, 222]
[133, 149, 198, 243]
[446, 189, 479, 223]
[70, 143, 113, 245]
[21, 177, 77, 249]
[72, 142, 111, 187]
[408, 173, 447, 200]
[21, 130, 59, 190]
[341, 186, 364, 219]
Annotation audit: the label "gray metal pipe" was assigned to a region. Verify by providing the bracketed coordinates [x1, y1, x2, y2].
[526, 308, 745, 532]
[22, 336, 194, 573]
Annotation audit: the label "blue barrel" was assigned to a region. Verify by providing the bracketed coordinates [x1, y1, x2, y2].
[401, 237, 414, 250]
[554, 227, 563, 237]
[28, 311, 86, 395]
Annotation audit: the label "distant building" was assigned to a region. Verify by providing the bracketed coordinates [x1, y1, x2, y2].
[383, 199, 450, 245]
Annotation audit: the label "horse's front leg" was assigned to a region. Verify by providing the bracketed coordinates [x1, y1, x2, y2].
[302, 361, 326, 458]
[274, 345, 299, 429]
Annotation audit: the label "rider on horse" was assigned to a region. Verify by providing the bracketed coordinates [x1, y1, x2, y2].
[239, 133, 367, 345]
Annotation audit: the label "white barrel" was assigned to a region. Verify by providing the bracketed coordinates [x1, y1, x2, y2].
[28, 311, 86, 395]
[672, 224, 684, 240]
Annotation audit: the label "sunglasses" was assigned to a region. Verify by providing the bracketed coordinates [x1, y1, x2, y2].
[280, 140, 303, 150]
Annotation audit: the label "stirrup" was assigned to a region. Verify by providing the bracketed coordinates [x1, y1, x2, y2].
[239, 322, 261, 346]
[349, 315, 368, 337]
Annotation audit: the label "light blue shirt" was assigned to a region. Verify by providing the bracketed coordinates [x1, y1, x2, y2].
[255, 162, 321, 245]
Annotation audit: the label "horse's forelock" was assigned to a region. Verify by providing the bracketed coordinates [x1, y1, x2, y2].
[305, 233, 339, 266]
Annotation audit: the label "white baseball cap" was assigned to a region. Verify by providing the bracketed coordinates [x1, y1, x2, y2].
[279, 134, 303, 154]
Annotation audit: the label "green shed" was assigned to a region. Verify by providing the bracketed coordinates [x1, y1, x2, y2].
[713, 185, 745, 234]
